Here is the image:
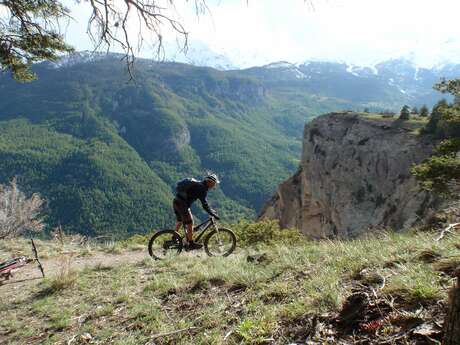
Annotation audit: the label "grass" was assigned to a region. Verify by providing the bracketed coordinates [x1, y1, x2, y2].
[0, 227, 459, 344]
[46, 255, 77, 291]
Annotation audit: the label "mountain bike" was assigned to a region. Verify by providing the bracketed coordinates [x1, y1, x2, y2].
[0, 239, 45, 285]
[148, 217, 236, 260]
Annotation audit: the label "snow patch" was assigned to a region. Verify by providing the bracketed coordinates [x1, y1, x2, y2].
[414, 67, 420, 81]
[264, 61, 296, 69]
[346, 64, 360, 77]
[48, 51, 108, 69]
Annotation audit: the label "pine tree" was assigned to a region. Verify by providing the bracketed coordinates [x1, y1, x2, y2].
[0, 1, 73, 81]
[425, 99, 449, 135]
[411, 106, 419, 114]
[399, 105, 411, 120]
[412, 83, 460, 196]
[419, 105, 429, 117]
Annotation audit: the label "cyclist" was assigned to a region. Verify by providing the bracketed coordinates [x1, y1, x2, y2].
[173, 174, 220, 250]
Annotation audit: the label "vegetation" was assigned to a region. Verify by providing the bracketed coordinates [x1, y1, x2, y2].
[0, 222, 458, 344]
[0, 58, 321, 237]
[420, 104, 429, 117]
[412, 81, 460, 195]
[0, 178, 44, 239]
[399, 105, 411, 120]
[0, 0, 74, 81]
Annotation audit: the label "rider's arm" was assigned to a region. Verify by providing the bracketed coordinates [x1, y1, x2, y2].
[199, 196, 218, 218]
[200, 196, 220, 219]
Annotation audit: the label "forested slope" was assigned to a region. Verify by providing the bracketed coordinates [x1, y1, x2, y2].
[0, 55, 449, 237]
[0, 57, 311, 236]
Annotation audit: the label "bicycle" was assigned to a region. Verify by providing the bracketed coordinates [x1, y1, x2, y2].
[148, 217, 237, 260]
[0, 239, 45, 285]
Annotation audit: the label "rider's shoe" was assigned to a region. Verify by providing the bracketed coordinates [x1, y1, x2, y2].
[185, 241, 203, 251]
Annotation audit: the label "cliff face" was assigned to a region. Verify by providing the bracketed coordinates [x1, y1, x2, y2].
[260, 113, 437, 238]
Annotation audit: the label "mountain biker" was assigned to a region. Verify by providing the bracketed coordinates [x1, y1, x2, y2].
[173, 174, 220, 250]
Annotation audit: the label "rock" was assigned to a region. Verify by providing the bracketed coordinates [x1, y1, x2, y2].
[79, 333, 92, 342]
[247, 253, 269, 263]
[260, 113, 439, 238]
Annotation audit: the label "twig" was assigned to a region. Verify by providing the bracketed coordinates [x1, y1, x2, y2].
[148, 326, 199, 342]
[379, 274, 386, 290]
[67, 334, 77, 345]
[436, 222, 460, 241]
[223, 329, 233, 341]
[378, 330, 412, 344]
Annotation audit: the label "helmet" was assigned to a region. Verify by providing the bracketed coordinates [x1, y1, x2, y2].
[204, 173, 220, 184]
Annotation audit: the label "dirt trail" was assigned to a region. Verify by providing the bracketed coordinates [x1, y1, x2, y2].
[0, 249, 148, 294]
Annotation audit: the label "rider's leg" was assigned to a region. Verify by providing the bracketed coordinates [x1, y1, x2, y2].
[175, 221, 182, 232]
[186, 222, 194, 242]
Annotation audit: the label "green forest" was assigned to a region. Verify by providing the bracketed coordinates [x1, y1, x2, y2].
[0, 58, 329, 237]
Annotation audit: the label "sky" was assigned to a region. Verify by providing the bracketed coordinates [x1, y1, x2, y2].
[62, 0, 460, 68]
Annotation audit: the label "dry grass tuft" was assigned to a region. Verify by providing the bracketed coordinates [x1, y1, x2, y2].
[48, 254, 77, 291]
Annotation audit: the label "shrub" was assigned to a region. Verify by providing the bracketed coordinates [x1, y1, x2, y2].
[48, 255, 77, 291]
[231, 220, 305, 246]
[0, 178, 45, 239]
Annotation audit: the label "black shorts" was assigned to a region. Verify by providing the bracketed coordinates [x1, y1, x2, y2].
[173, 198, 193, 224]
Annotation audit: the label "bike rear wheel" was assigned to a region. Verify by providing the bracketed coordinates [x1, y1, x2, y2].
[204, 228, 236, 257]
[148, 230, 183, 260]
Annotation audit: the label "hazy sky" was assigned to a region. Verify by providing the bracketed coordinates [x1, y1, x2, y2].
[63, 0, 460, 67]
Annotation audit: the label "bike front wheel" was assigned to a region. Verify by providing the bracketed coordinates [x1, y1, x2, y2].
[204, 228, 237, 257]
[148, 230, 183, 260]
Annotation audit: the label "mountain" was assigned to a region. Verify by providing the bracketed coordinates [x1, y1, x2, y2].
[243, 58, 457, 110]
[161, 43, 459, 107]
[0, 54, 452, 237]
[0, 56, 313, 237]
[164, 41, 237, 70]
[260, 112, 438, 238]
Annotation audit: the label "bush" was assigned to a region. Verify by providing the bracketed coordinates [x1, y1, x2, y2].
[231, 220, 305, 247]
[0, 178, 45, 239]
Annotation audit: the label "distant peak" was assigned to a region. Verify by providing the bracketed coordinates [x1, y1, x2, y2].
[263, 61, 296, 69]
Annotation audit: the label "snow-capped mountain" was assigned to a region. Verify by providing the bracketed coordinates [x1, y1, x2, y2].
[47, 51, 111, 69]
[166, 43, 236, 70]
[45, 51, 458, 110]
[242, 57, 459, 108]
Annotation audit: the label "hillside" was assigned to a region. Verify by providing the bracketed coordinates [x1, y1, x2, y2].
[1, 222, 459, 344]
[0, 54, 450, 237]
[0, 57, 307, 237]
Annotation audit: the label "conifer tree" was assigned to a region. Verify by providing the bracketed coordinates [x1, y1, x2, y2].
[420, 105, 429, 117]
[425, 99, 449, 135]
[399, 105, 411, 120]
[412, 83, 460, 195]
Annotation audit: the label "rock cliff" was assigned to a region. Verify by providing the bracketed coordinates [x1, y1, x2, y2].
[260, 113, 438, 238]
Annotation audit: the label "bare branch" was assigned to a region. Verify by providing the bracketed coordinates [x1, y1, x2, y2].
[80, 0, 207, 78]
[0, 178, 45, 239]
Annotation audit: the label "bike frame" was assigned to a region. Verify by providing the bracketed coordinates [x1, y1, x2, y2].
[183, 217, 219, 243]
[0, 239, 45, 280]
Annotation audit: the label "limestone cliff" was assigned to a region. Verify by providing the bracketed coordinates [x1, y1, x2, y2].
[260, 113, 438, 238]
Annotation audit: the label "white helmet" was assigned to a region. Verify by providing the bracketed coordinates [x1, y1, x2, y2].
[205, 173, 220, 184]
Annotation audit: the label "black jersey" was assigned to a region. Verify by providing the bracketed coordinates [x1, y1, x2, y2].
[176, 181, 213, 215]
